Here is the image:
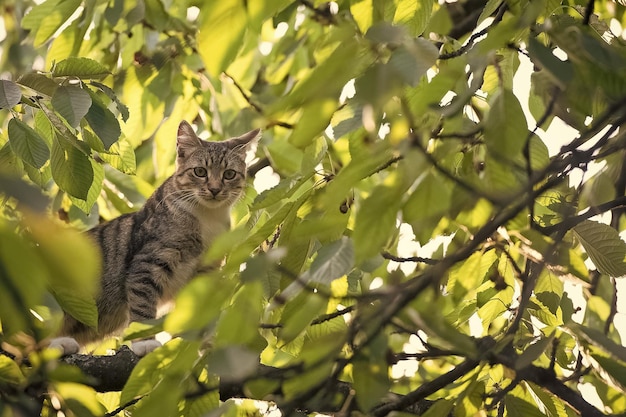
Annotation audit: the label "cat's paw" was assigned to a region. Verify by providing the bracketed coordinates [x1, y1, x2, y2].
[131, 339, 162, 356]
[49, 337, 81, 356]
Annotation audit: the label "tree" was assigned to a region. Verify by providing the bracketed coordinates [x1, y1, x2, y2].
[1, 0, 626, 415]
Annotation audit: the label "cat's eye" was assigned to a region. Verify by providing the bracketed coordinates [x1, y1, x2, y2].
[223, 169, 237, 180]
[193, 167, 208, 177]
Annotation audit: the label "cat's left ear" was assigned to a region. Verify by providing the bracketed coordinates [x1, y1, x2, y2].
[177, 121, 203, 157]
[227, 128, 261, 152]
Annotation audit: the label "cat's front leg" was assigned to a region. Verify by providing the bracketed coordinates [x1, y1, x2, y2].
[130, 339, 162, 356]
[49, 336, 81, 355]
[126, 266, 165, 356]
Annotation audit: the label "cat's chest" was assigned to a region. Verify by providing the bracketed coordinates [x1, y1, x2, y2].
[195, 208, 231, 248]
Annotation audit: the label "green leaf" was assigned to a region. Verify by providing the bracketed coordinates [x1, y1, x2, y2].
[90, 81, 130, 122]
[197, 3, 248, 77]
[569, 323, 626, 363]
[282, 361, 334, 400]
[421, 399, 455, 417]
[278, 293, 327, 344]
[17, 73, 59, 97]
[353, 187, 399, 264]
[52, 57, 111, 80]
[447, 250, 498, 301]
[214, 281, 264, 347]
[207, 346, 260, 382]
[133, 380, 181, 417]
[54, 383, 107, 416]
[271, 34, 371, 112]
[353, 355, 391, 411]
[164, 272, 236, 334]
[0, 355, 25, 386]
[251, 174, 312, 210]
[68, 159, 103, 213]
[573, 220, 626, 277]
[84, 91, 121, 150]
[21, 0, 82, 47]
[388, 38, 438, 86]
[591, 351, 626, 389]
[306, 237, 354, 284]
[27, 216, 100, 328]
[98, 137, 136, 174]
[51, 137, 94, 200]
[0, 224, 48, 336]
[483, 89, 528, 158]
[288, 99, 336, 148]
[403, 171, 453, 243]
[7, 118, 50, 169]
[51, 86, 92, 128]
[393, 0, 434, 36]
[50, 287, 99, 330]
[528, 38, 573, 89]
[121, 339, 199, 406]
[278, 237, 354, 301]
[516, 332, 555, 369]
[0, 80, 22, 109]
[505, 394, 547, 417]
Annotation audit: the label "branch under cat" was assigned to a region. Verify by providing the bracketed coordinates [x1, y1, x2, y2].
[55, 346, 610, 417]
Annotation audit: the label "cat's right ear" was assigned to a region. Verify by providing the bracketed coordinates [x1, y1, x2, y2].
[177, 121, 203, 157]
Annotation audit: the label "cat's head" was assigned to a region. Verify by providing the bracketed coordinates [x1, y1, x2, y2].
[174, 121, 260, 209]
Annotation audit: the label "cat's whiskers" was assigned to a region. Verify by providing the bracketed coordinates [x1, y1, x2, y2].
[155, 189, 199, 213]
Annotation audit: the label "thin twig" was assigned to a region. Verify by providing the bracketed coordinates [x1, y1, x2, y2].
[583, 0, 595, 25]
[222, 72, 263, 113]
[382, 251, 438, 265]
[105, 396, 143, 417]
[372, 359, 480, 416]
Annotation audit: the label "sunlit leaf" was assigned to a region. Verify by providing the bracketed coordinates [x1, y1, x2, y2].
[54, 382, 107, 416]
[197, 3, 248, 77]
[27, 216, 100, 328]
[573, 220, 626, 278]
[214, 281, 264, 347]
[52, 57, 111, 80]
[0, 224, 48, 336]
[505, 394, 546, 417]
[164, 272, 236, 334]
[393, 0, 434, 36]
[21, 0, 82, 47]
[121, 339, 199, 406]
[0, 355, 25, 386]
[516, 332, 555, 369]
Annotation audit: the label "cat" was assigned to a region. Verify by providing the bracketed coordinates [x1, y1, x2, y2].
[50, 121, 260, 356]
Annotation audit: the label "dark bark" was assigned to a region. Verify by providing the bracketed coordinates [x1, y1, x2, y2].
[52, 346, 618, 417]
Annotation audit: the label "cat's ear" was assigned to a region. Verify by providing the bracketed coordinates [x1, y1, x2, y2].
[226, 128, 261, 152]
[177, 121, 203, 157]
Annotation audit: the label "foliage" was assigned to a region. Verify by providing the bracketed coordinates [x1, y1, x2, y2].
[1, 0, 626, 416]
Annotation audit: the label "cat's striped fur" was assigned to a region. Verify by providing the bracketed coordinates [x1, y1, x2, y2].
[51, 121, 260, 355]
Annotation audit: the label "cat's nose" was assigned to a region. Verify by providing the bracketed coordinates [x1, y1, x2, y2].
[208, 187, 221, 196]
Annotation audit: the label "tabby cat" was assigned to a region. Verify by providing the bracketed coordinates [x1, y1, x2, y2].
[50, 121, 260, 356]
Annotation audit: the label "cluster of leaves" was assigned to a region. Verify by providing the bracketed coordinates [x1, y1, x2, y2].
[1, 0, 626, 416]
